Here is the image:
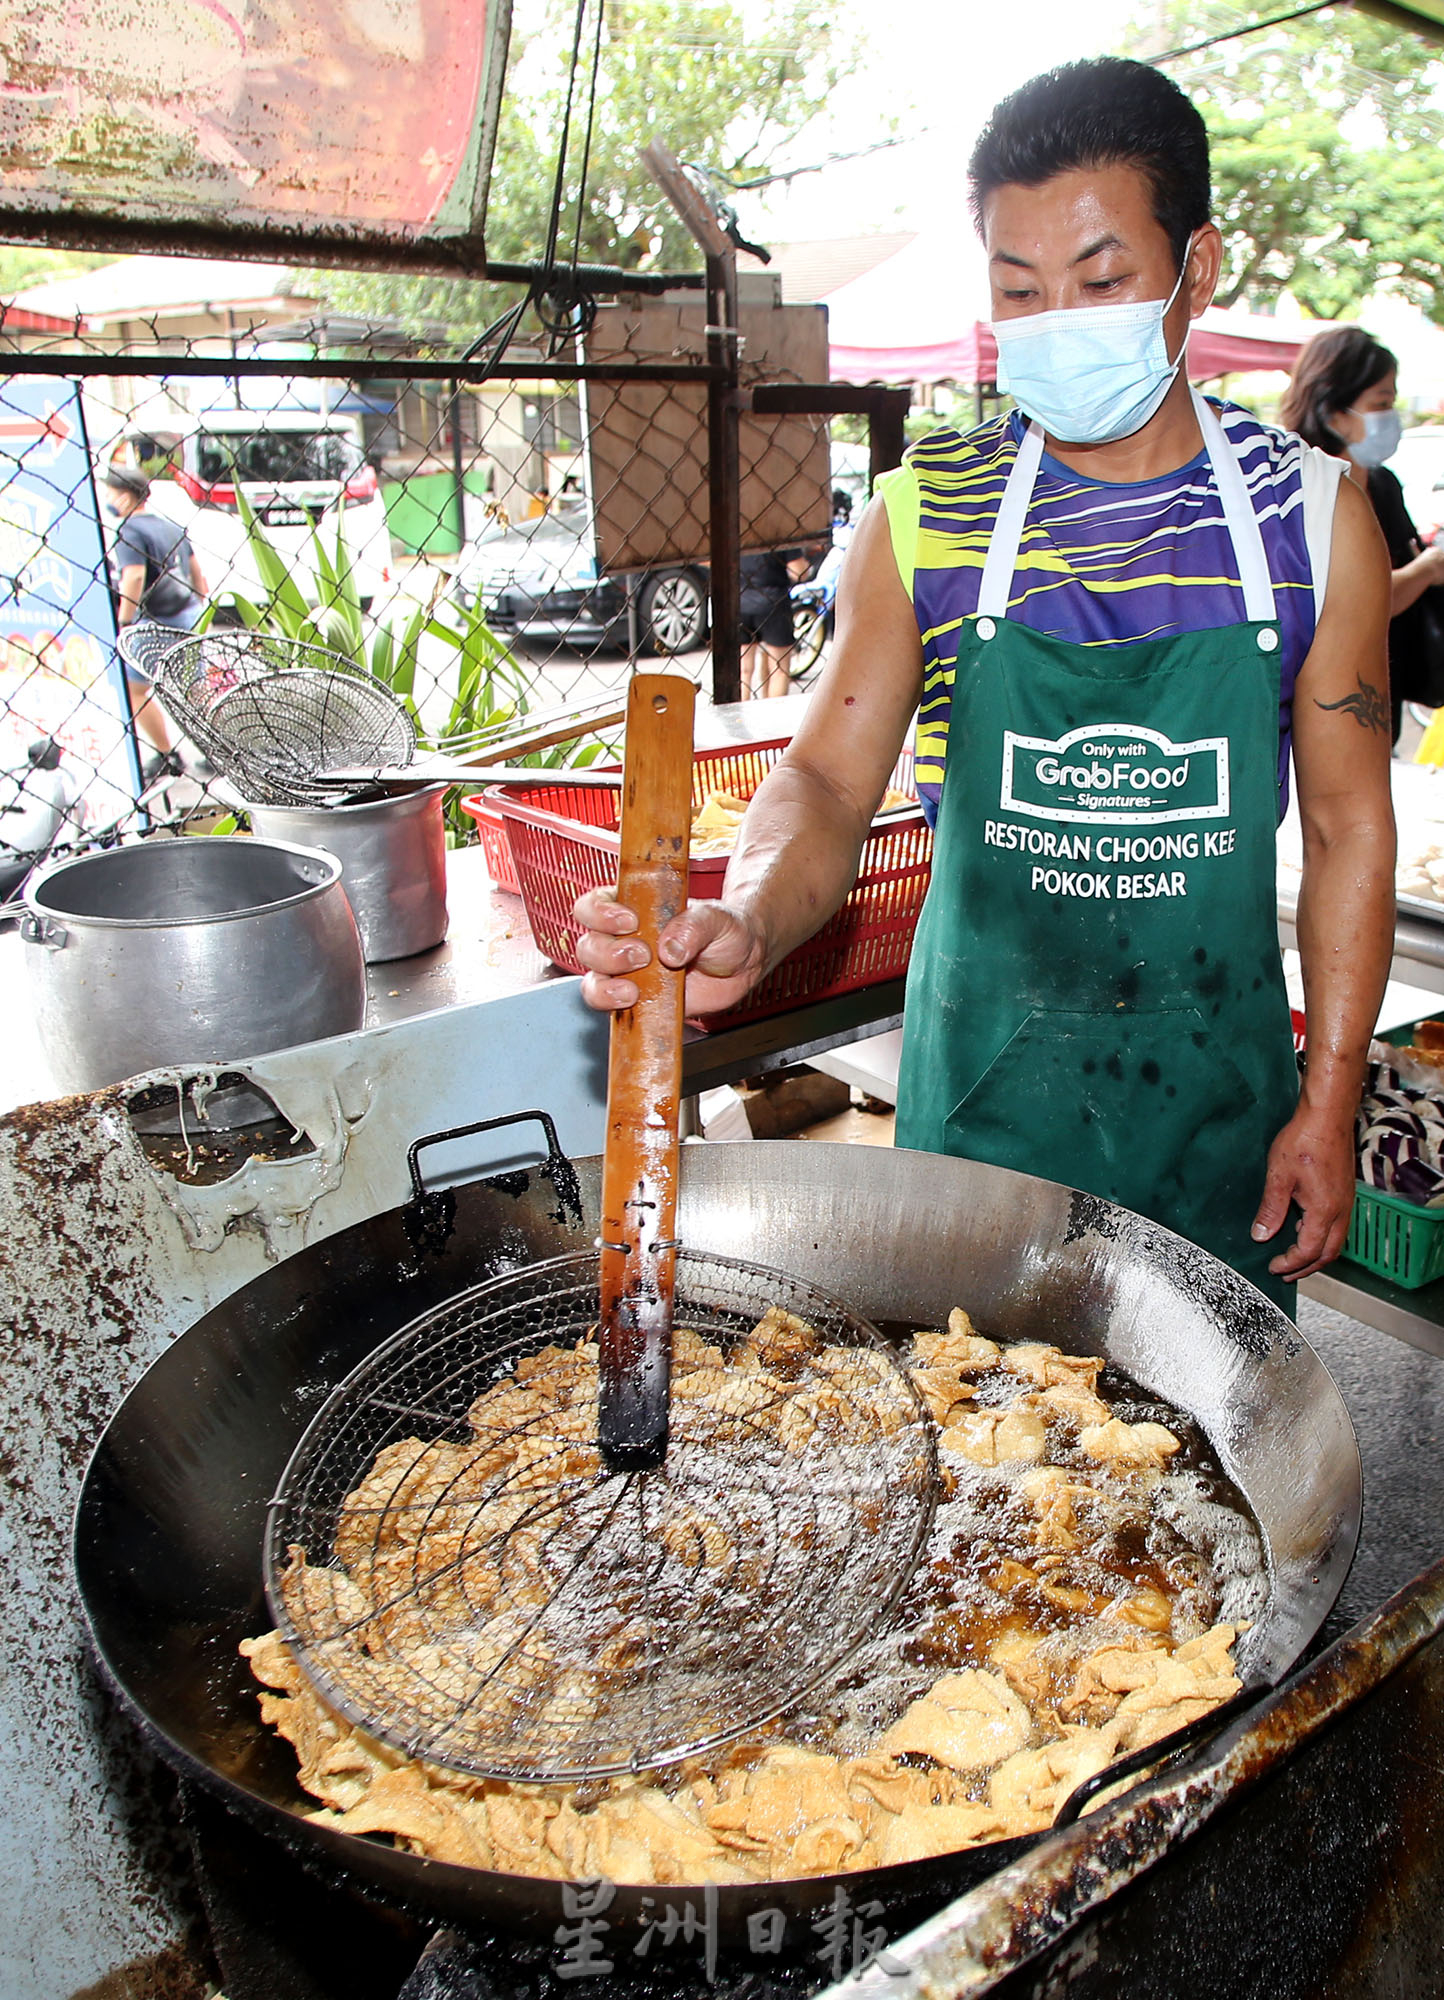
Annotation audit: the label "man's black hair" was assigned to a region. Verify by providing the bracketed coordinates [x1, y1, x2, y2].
[968, 57, 1211, 271]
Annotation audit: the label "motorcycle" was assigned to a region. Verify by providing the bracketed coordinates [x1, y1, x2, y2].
[0, 738, 80, 904]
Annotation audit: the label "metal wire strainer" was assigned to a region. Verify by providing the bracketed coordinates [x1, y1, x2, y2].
[116, 620, 188, 681]
[264, 1247, 937, 1784]
[153, 630, 416, 805]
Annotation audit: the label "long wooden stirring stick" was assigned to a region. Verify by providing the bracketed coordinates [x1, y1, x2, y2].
[597, 672, 696, 1472]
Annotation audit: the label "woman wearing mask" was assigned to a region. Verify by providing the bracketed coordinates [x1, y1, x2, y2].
[1281, 325, 1444, 739]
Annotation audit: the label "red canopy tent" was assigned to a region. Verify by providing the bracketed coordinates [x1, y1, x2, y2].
[0, 304, 76, 335]
[830, 313, 1306, 386]
[823, 236, 1305, 386]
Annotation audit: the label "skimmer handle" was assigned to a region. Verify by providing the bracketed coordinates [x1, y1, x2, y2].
[598, 673, 696, 1472]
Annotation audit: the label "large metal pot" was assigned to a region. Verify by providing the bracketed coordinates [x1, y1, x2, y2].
[249, 785, 448, 962]
[74, 1130, 1361, 1953]
[21, 836, 366, 1091]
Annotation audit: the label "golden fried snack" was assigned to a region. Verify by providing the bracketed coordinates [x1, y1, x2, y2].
[987, 1720, 1126, 1836]
[872, 1802, 1001, 1866]
[877, 1670, 1031, 1771]
[689, 790, 751, 858]
[1018, 1379, 1114, 1429]
[246, 1301, 1249, 1886]
[1001, 1342, 1104, 1391]
[1079, 1418, 1182, 1465]
[940, 1407, 1047, 1465]
[911, 1308, 1001, 1374]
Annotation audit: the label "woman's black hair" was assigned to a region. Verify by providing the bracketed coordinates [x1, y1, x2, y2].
[967, 57, 1210, 273]
[1279, 324, 1397, 456]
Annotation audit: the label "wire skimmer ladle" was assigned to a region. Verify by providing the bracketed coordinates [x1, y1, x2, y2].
[264, 674, 938, 1784]
[153, 630, 416, 806]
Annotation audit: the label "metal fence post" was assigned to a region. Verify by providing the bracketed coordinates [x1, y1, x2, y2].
[705, 248, 742, 706]
[641, 142, 743, 705]
[448, 378, 465, 553]
[868, 387, 911, 484]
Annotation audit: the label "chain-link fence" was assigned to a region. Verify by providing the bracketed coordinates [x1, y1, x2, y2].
[0, 289, 908, 897]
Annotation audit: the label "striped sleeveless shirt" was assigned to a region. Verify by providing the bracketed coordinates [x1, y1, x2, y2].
[879, 398, 1322, 823]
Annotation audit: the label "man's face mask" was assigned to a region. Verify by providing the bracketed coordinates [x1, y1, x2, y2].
[991, 240, 1193, 446]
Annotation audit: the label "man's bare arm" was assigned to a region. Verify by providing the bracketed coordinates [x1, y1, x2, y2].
[1253, 472, 1396, 1281]
[576, 496, 924, 1015]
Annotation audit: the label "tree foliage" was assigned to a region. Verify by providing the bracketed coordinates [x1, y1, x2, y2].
[0, 246, 109, 298]
[1120, 1, 1444, 321]
[302, 0, 855, 341]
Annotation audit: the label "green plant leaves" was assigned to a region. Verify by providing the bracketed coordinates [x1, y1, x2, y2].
[230, 474, 311, 635]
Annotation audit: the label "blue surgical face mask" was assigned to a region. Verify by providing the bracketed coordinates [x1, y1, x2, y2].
[992, 247, 1191, 446]
[1346, 408, 1404, 469]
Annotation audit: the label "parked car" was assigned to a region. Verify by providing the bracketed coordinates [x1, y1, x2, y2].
[449, 504, 709, 655]
[141, 409, 395, 611]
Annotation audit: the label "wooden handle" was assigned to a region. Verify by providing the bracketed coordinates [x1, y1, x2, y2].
[597, 673, 696, 1471]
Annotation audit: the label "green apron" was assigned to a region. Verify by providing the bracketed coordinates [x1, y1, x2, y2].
[895, 391, 1300, 1311]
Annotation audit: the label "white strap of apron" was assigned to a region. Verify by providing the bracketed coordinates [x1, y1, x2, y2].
[976, 386, 1277, 625]
[1192, 389, 1276, 624]
[977, 421, 1044, 618]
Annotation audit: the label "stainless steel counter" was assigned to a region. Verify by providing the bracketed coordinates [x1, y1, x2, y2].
[365, 692, 907, 1093]
[1277, 882, 1444, 998]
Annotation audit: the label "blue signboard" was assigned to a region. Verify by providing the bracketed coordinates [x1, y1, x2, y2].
[0, 376, 139, 828]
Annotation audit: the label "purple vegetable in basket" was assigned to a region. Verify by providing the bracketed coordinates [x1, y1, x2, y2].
[1366, 1111, 1430, 1143]
[1392, 1156, 1444, 1207]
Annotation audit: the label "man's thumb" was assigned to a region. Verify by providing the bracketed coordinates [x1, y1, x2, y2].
[1251, 1166, 1292, 1242]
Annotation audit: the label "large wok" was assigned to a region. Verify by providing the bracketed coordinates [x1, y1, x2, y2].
[74, 1118, 1361, 1952]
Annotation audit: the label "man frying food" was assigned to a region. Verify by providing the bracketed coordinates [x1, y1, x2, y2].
[576, 57, 1396, 1313]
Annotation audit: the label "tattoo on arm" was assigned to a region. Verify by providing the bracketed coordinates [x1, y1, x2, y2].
[1314, 675, 1389, 735]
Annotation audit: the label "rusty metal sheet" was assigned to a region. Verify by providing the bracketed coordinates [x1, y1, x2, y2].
[0, 982, 606, 1999]
[0, 0, 510, 273]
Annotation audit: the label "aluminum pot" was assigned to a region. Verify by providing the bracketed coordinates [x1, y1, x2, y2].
[21, 836, 366, 1091]
[248, 785, 448, 962]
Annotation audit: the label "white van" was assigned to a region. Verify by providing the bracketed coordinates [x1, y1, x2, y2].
[143, 409, 394, 612]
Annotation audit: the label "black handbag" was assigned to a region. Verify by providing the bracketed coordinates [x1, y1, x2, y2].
[1396, 584, 1444, 709]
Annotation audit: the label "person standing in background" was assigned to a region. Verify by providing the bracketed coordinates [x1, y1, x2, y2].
[1281, 326, 1444, 740]
[739, 545, 809, 698]
[104, 463, 208, 775]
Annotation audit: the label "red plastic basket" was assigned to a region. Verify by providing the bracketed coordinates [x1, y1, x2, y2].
[460, 793, 520, 895]
[486, 740, 933, 1029]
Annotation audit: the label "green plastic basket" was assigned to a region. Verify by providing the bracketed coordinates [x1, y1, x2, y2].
[1342, 1179, 1444, 1289]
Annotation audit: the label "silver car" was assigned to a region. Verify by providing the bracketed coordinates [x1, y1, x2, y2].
[450, 505, 708, 655]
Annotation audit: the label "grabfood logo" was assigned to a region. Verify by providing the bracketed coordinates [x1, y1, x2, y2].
[1001, 723, 1230, 828]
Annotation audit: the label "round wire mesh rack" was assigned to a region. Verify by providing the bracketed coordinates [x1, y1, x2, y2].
[116, 620, 189, 682]
[264, 1247, 939, 1785]
[153, 630, 416, 805]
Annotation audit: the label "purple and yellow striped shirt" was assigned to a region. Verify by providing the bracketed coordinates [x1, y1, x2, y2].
[880, 399, 1320, 823]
